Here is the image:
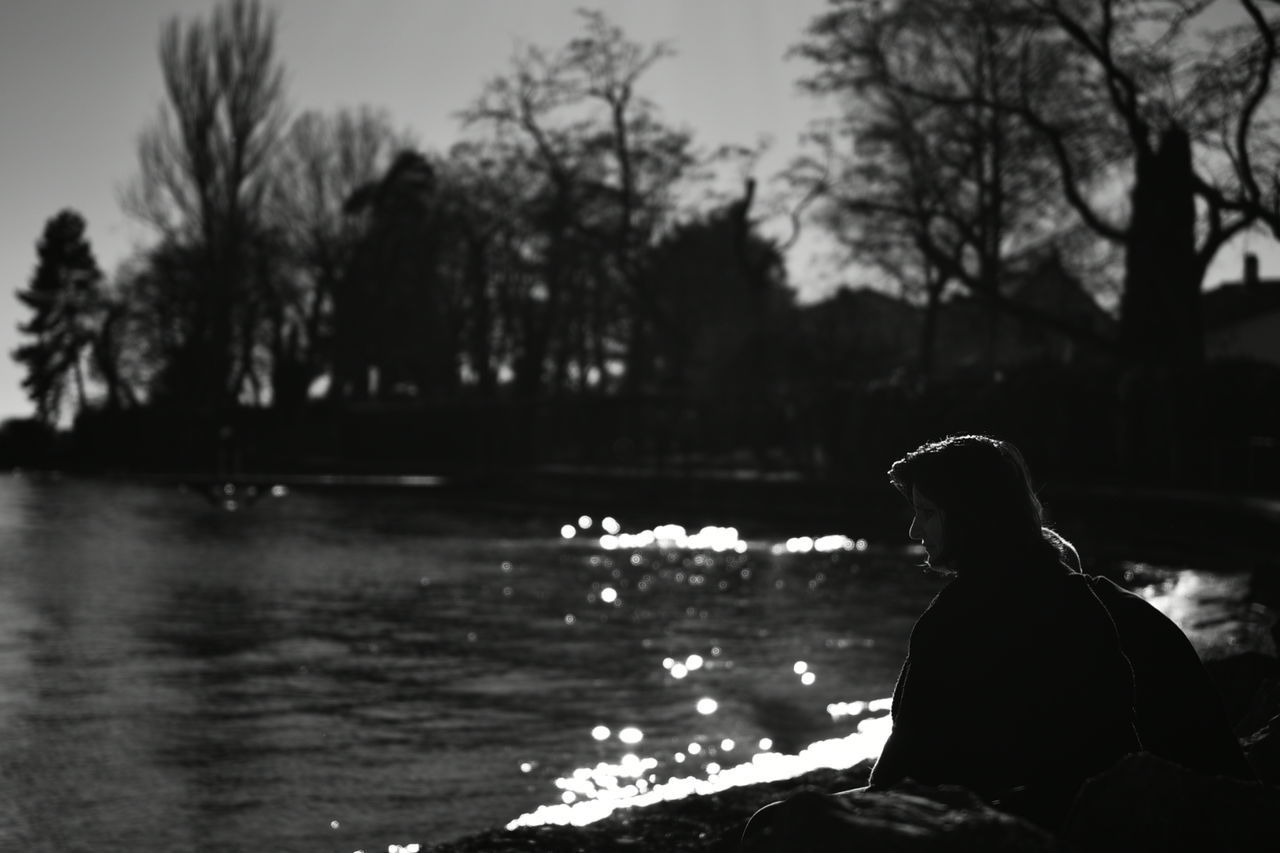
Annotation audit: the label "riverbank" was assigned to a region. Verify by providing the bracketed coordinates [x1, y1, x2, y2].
[428, 762, 875, 853]
[426, 650, 1280, 853]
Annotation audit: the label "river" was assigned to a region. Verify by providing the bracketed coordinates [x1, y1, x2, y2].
[0, 474, 1257, 852]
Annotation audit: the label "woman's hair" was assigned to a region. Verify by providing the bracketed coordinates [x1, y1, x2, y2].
[888, 435, 1056, 572]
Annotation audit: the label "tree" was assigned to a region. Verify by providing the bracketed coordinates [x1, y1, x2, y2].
[264, 106, 413, 406]
[642, 180, 791, 394]
[110, 240, 207, 407]
[87, 294, 137, 411]
[563, 10, 697, 390]
[1011, 0, 1280, 366]
[810, 0, 1280, 367]
[339, 149, 458, 400]
[461, 10, 696, 397]
[435, 140, 522, 398]
[122, 0, 287, 409]
[791, 0, 1119, 375]
[13, 210, 103, 424]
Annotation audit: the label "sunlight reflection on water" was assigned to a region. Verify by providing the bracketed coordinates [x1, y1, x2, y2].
[505, 518, 901, 831]
[507, 713, 893, 830]
[1129, 563, 1271, 655]
[505, 526, 1272, 833]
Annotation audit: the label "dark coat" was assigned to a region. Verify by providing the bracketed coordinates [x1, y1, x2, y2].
[869, 560, 1140, 822]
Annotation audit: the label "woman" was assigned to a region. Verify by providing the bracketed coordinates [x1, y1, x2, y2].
[741, 436, 1140, 850]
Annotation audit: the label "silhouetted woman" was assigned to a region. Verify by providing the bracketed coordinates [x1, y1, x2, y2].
[740, 435, 1141, 850]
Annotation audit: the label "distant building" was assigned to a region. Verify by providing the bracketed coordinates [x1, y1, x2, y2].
[1203, 253, 1280, 367]
[800, 250, 1117, 380]
[934, 250, 1117, 370]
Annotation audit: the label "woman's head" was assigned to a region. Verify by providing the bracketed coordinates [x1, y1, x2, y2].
[888, 435, 1048, 572]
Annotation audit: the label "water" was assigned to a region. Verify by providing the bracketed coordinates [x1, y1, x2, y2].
[0, 475, 1258, 852]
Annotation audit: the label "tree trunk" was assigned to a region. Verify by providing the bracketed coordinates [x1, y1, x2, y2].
[919, 272, 943, 378]
[1120, 125, 1202, 367]
[72, 356, 87, 413]
[466, 234, 496, 396]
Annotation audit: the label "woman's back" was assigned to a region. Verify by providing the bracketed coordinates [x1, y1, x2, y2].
[869, 563, 1140, 821]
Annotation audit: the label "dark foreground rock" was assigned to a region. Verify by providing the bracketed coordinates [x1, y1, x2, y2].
[1065, 752, 1280, 852]
[430, 755, 1280, 853]
[428, 762, 1073, 853]
[429, 764, 875, 853]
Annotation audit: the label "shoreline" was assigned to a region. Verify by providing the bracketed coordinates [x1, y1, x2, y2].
[426, 650, 1280, 853]
[23, 466, 1280, 577]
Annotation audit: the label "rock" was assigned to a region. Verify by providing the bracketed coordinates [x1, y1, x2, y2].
[1202, 650, 1280, 780]
[1242, 712, 1280, 784]
[1063, 752, 1280, 853]
[428, 765, 877, 853]
[1203, 651, 1280, 736]
[740, 782, 1073, 853]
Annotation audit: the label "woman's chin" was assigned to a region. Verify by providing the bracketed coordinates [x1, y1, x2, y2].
[922, 552, 955, 576]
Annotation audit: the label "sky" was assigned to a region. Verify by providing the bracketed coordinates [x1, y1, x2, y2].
[0, 0, 1275, 422]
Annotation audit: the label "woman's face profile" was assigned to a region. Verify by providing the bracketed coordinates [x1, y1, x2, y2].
[908, 486, 946, 565]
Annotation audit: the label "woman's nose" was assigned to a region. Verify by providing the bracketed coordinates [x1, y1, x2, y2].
[908, 516, 921, 541]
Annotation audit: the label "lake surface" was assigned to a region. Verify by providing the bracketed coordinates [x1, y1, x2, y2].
[0, 475, 1258, 852]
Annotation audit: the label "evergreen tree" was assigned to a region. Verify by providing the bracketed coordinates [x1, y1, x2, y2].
[13, 210, 103, 424]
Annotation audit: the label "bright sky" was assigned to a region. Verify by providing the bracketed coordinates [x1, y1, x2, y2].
[0, 0, 1274, 421]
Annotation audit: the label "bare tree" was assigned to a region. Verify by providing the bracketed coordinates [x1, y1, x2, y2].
[265, 106, 412, 406]
[461, 10, 695, 397]
[122, 0, 287, 408]
[824, 0, 1280, 366]
[791, 0, 1120, 375]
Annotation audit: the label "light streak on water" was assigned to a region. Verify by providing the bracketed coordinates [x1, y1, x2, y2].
[524, 516, 903, 832]
[597, 524, 747, 553]
[569, 518, 875, 560]
[1129, 565, 1265, 655]
[506, 713, 894, 830]
[827, 697, 895, 720]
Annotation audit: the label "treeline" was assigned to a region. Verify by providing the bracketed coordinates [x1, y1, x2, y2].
[12, 0, 1280, 485]
[16, 2, 791, 424]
